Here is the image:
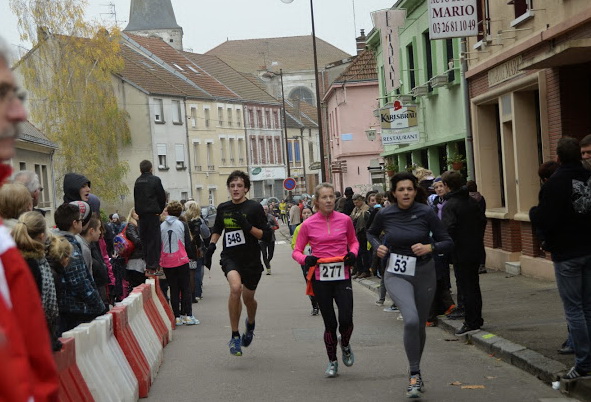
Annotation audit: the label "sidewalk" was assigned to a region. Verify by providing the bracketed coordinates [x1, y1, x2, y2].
[277, 222, 591, 401]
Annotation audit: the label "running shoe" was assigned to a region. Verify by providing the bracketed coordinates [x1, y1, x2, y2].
[341, 344, 355, 367]
[446, 308, 465, 320]
[241, 318, 255, 347]
[384, 305, 399, 312]
[183, 315, 200, 325]
[175, 317, 183, 326]
[266, 268, 271, 275]
[455, 323, 480, 336]
[443, 304, 456, 316]
[375, 299, 385, 306]
[406, 374, 424, 398]
[478, 264, 487, 274]
[311, 306, 319, 316]
[228, 336, 242, 356]
[426, 320, 437, 327]
[562, 366, 591, 380]
[325, 360, 338, 378]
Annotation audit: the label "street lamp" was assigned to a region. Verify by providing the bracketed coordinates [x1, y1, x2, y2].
[279, 69, 291, 179]
[280, 0, 327, 183]
[292, 133, 307, 193]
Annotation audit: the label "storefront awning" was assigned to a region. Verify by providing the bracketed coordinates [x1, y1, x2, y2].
[520, 38, 591, 70]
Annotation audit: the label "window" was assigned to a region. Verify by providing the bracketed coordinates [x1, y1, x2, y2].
[19, 162, 26, 171]
[172, 100, 182, 124]
[512, 0, 532, 19]
[204, 108, 210, 128]
[423, 31, 433, 92]
[157, 144, 168, 169]
[181, 192, 188, 200]
[193, 143, 201, 171]
[237, 109, 242, 127]
[175, 144, 185, 169]
[34, 163, 50, 208]
[294, 139, 301, 163]
[229, 138, 235, 164]
[273, 111, 279, 128]
[446, 39, 455, 82]
[238, 138, 245, 164]
[257, 110, 263, 128]
[218, 107, 223, 126]
[190, 107, 197, 128]
[154, 98, 164, 122]
[289, 87, 315, 105]
[287, 141, 293, 163]
[265, 110, 271, 128]
[220, 138, 227, 165]
[267, 137, 274, 163]
[309, 140, 315, 163]
[206, 143, 214, 170]
[208, 189, 215, 206]
[275, 137, 282, 164]
[476, 0, 491, 42]
[258, 137, 266, 164]
[227, 108, 233, 127]
[407, 43, 416, 90]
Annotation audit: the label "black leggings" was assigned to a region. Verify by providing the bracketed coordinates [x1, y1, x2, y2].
[311, 277, 354, 361]
[164, 264, 192, 317]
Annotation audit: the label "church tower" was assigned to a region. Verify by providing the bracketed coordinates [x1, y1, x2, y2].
[124, 0, 183, 50]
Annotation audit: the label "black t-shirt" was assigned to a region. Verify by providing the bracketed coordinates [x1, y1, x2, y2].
[213, 199, 267, 264]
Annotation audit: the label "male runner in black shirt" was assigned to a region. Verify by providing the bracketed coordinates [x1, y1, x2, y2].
[204, 170, 272, 356]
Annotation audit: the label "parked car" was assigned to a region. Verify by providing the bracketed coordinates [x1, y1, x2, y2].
[260, 197, 279, 207]
[290, 194, 311, 204]
[201, 205, 217, 228]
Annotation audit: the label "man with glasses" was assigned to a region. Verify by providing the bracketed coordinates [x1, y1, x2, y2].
[0, 36, 59, 401]
[12, 170, 45, 215]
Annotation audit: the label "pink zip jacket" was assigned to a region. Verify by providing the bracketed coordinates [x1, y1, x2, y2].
[292, 211, 359, 279]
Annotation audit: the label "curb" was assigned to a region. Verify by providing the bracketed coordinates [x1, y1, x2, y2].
[353, 276, 591, 401]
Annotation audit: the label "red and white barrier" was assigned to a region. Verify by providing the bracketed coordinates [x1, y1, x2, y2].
[132, 284, 169, 346]
[145, 278, 174, 339]
[119, 292, 163, 382]
[61, 316, 138, 402]
[53, 337, 94, 402]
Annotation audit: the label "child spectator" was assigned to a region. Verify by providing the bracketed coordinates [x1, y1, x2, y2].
[124, 207, 146, 292]
[54, 203, 105, 332]
[160, 200, 198, 326]
[12, 211, 61, 351]
[81, 217, 110, 309]
[0, 182, 33, 230]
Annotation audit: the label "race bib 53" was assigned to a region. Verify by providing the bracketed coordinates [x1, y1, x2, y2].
[387, 253, 417, 276]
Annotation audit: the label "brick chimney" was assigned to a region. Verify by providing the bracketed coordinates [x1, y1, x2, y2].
[356, 29, 366, 55]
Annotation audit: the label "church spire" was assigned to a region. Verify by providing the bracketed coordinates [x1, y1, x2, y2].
[124, 0, 183, 50]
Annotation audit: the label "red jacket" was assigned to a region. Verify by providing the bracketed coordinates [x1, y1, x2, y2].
[0, 164, 58, 402]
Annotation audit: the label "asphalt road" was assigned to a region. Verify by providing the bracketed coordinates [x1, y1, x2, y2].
[145, 240, 575, 402]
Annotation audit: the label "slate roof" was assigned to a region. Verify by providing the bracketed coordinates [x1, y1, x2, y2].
[206, 36, 351, 73]
[123, 34, 239, 100]
[18, 121, 57, 148]
[124, 0, 181, 31]
[182, 53, 279, 105]
[333, 49, 377, 83]
[284, 99, 317, 129]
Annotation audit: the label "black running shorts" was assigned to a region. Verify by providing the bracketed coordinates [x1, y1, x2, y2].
[221, 257, 263, 290]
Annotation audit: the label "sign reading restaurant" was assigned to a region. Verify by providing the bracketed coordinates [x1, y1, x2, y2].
[380, 101, 420, 145]
[428, 0, 478, 40]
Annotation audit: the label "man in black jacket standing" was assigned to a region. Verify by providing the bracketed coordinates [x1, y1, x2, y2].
[441, 170, 487, 336]
[530, 137, 591, 380]
[134, 160, 166, 274]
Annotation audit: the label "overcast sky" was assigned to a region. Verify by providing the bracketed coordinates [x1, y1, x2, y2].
[1, 0, 397, 56]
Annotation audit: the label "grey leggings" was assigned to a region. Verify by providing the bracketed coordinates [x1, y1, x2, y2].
[384, 259, 436, 372]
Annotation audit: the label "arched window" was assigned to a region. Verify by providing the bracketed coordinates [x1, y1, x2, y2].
[289, 86, 315, 105]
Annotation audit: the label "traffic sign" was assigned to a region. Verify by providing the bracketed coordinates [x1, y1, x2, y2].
[283, 178, 296, 191]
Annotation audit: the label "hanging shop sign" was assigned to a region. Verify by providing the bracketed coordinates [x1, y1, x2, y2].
[429, 0, 478, 40]
[380, 101, 420, 145]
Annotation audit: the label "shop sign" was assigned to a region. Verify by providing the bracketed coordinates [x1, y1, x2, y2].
[250, 166, 286, 180]
[429, 0, 478, 40]
[381, 128, 420, 145]
[380, 101, 417, 130]
[488, 55, 523, 87]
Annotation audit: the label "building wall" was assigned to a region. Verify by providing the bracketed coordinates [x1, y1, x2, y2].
[186, 100, 247, 207]
[466, 0, 591, 280]
[326, 83, 383, 193]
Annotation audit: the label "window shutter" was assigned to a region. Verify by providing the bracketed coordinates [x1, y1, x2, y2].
[175, 144, 185, 162]
[157, 144, 167, 156]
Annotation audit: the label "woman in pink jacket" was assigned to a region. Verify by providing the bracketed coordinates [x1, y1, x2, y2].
[292, 183, 359, 378]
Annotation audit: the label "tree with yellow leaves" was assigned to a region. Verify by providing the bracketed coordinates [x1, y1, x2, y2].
[11, 0, 131, 202]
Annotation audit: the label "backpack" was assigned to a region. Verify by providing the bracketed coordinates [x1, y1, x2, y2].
[199, 217, 211, 239]
[113, 227, 135, 260]
[572, 177, 591, 214]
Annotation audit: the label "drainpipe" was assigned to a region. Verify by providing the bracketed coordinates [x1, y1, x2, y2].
[461, 38, 475, 180]
[243, 104, 250, 174]
[184, 97, 193, 198]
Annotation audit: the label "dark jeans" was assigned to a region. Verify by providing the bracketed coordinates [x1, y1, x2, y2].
[190, 258, 204, 298]
[454, 262, 483, 329]
[554, 254, 591, 371]
[125, 269, 146, 294]
[428, 278, 456, 322]
[259, 240, 275, 269]
[138, 214, 162, 270]
[165, 264, 191, 317]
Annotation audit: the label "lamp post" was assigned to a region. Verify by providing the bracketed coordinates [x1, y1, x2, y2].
[293, 131, 307, 193]
[281, 0, 327, 182]
[279, 69, 291, 180]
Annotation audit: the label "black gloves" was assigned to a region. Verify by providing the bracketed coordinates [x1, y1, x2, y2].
[204, 243, 216, 269]
[232, 211, 252, 233]
[344, 252, 356, 267]
[304, 255, 319, 268]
